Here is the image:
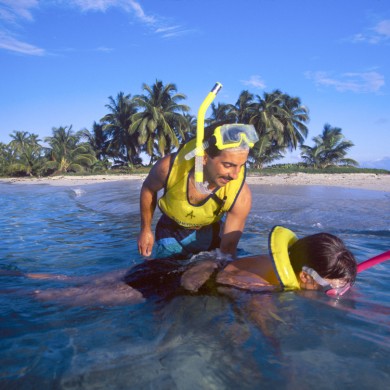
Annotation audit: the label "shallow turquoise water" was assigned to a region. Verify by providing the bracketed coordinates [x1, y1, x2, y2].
[0, 180, 389, 389]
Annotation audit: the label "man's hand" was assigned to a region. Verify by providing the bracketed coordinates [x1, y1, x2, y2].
[137, 229, 155, 257]
[138, 155, 170, 258]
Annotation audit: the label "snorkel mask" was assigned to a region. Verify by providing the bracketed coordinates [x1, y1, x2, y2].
[302, 266, 351, 297]
[213, 124, 259, 150]
[302, 249, 390, 296]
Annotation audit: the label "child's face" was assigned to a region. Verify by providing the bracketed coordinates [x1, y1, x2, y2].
[300, 266, 351, 296]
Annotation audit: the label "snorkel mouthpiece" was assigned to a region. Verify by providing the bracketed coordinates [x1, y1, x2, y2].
[193, 82, 223, 194]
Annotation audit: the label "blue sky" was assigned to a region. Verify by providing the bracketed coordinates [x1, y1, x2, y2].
[1, 0, 389, 167]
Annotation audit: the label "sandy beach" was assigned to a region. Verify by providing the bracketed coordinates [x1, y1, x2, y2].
[1, 173, 389, 192]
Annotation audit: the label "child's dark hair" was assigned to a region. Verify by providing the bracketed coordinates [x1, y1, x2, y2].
[289, 233, 357, 285]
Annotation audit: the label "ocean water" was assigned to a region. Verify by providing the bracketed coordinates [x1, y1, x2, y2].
[0, 179, 389, 389]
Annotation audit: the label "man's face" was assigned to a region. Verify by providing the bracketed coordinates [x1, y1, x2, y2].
[203, 149, 249, 188]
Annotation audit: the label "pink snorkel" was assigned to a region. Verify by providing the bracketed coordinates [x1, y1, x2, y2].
[357, 250, 390, 273]
[320, 249, 390, 298]
[334, 249, 390, 297]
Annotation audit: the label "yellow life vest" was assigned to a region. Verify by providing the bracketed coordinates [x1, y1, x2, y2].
[269, 225, 301, 290]
[158, 139, 246, 228]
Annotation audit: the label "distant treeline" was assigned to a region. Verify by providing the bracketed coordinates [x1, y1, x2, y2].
[1, 80, 359, 177]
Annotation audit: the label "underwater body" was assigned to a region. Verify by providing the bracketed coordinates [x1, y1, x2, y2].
[0, 179, 389, 389]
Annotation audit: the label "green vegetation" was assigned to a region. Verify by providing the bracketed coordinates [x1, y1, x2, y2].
[1, 80, 381, 178]
[301, 124, 358, 169]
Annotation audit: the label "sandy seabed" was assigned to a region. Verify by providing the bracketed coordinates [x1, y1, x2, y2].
[1, 173, 389, 192]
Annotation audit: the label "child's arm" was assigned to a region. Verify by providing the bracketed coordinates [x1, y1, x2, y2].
[25, 273, 72, 280]
[181, 260, 219, 292]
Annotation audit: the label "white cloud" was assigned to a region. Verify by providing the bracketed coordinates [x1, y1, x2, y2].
[126, 0, 155, 25]
[0, 0, 184, 56]
[0, 30, 44, 55]
[69, 0, 112, 12]
[69, 0, 188, 37]
[351, 19, 390, 44]
[70, 0, 156, 25]
[155, 25, 191, 38]
[241, 75, 266, 89]
[96, 46, 114, 52]
[305, 70, 385, 93]
[0, 1, 43, 55]
[374, 19, 390, 37]
[0, 0, 39, 22]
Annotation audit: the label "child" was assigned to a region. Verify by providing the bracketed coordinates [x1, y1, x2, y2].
[3, 226, 357, 305]
[180, 225, 357, 297]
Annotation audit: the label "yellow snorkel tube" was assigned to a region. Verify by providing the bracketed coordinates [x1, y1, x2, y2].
[189, 82, 223, 194]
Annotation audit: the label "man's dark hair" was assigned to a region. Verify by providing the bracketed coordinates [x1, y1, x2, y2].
[203, 125, 221, 158]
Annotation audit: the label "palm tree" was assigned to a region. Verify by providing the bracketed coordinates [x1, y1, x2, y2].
[246, 90, 309, 167]
[80, 122, 109, 161]
[0, 142, 13, 176]
[130, 80, 190, 162]
[230, 90, 256, 123]
[250, 91, 285, 140]
[250, 90, 309, 148]
[182, 113, 197, 141]
[9, 131, 30, 154]
[101, 92, 139, 166]
[8, 131, 44, 176]
[301, 124, 358, 168]
[277, 94, 309, 150]
[300, 143, 323, 168]
[44, 126, 97, 174]
[248, 129, 283, 169]
[206, 102, 235, 125]
[247, 91, 286, 166]
[249, 130, 284, 169]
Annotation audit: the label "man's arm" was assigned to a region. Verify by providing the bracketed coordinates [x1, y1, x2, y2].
[219, 182, 252, 258]
[137, 156, 170, 257]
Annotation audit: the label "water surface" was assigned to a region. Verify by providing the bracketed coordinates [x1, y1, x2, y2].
[1, 180, 389, 389]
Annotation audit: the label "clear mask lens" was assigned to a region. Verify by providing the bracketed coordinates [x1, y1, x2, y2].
[302, 266, 350, 298]
[216, 124, 259, 149]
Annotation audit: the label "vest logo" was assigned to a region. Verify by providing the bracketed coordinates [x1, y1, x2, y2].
[185, 210, 195, 219]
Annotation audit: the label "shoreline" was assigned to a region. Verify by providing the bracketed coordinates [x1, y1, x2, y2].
[1, 173, 389, 192]
[246, 173, 390, 192]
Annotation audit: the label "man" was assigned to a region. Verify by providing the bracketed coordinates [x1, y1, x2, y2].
[137, 124, 259, 260]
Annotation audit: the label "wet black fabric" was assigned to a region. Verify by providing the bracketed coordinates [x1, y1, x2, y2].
[123, 259, 186, 299]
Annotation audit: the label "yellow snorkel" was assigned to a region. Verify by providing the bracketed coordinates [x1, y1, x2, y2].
[185, 82, 223, 194]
